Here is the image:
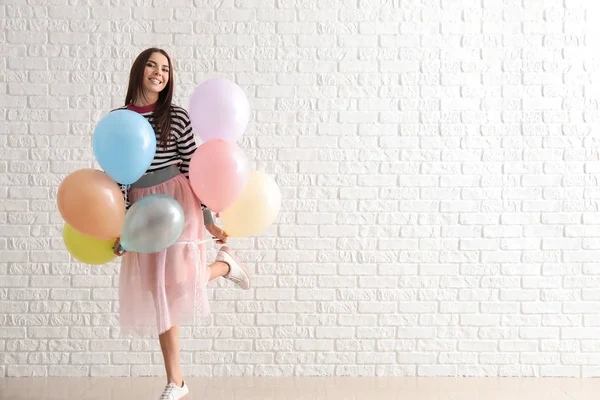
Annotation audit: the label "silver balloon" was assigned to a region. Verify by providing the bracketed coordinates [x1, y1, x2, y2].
[120, 194, 185, 253]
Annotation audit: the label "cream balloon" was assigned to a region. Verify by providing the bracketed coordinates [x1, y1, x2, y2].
[219, 170, 282, 237]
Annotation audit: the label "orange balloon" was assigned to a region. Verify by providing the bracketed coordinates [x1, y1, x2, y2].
[57, 169, 125, 240]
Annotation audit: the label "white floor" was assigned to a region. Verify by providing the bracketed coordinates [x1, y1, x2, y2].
[0, 377, 598, 399]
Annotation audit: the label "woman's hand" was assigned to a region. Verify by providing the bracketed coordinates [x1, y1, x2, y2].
[113, 238, 126, 256]
[206, 224, 228, 245]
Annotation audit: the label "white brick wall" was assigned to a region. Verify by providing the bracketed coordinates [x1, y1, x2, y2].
[1, 0, 600, 378]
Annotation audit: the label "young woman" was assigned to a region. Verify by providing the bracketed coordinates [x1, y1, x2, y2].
[112, 48, 252, 400]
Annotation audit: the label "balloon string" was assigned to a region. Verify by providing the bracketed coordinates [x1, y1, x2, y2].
[196, 238, 217, 245]
[177, 237, 219, 246]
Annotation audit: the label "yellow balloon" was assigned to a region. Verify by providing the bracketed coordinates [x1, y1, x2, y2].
[63, 224, 117, 265]
[220, 170, 282, 237]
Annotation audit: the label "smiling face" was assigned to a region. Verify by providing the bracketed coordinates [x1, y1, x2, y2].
[142, 52, 170, 96]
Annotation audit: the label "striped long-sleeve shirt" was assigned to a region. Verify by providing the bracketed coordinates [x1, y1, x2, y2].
[115, 102, 205, 211]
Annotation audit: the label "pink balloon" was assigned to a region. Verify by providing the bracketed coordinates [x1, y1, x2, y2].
[188, 77, 250, 142]
[189, 139, 250, 212]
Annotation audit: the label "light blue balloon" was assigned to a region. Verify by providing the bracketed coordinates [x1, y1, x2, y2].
[93, 109, 156, 185]
[120, 194, 185, 253]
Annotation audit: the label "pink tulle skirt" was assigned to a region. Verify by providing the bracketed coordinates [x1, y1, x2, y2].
[118, 174, 210, 336]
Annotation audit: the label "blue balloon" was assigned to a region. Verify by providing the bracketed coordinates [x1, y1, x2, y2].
[93, 109, 156, 184]
[120, 194, 185, 253]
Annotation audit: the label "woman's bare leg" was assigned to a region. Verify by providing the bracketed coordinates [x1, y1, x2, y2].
[159, 325, 183, 387]
[208, 261, 230, 280]
[156, 261, 231, 386]
[154, 247, 232, 389]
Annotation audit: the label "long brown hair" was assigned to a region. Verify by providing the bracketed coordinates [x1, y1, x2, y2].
[125, 48, 174, 148]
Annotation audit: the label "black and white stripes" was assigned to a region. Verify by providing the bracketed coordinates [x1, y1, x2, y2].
[114, 105, 199, 209]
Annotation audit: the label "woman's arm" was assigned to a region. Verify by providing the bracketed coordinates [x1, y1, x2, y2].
[175, 107, 214, 225]
[174, 108, 197, 180]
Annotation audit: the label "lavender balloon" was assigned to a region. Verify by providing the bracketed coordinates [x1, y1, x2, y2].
[188, 77, 250, 143]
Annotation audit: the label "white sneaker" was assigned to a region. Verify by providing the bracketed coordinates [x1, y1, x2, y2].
[217, 246, 252, 290]
[159, 380, 189, 400]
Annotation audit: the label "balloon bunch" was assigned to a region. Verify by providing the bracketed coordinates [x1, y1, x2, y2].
[57, 77, 281, 265]
[187, 77, 282, 237]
